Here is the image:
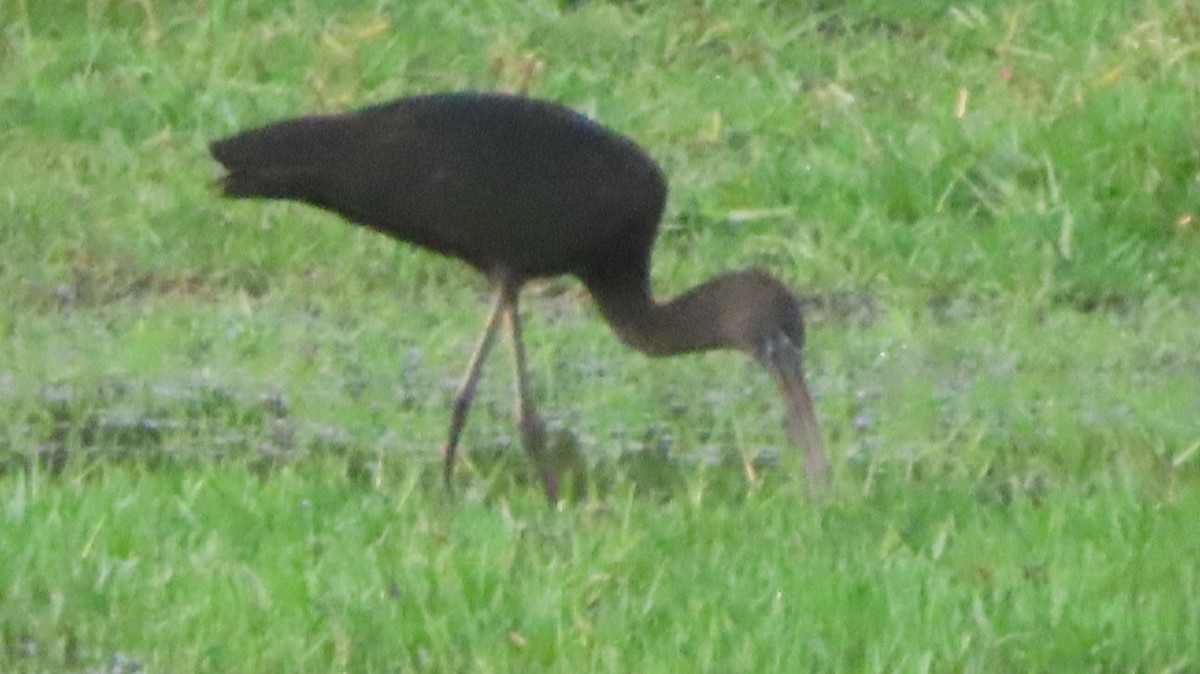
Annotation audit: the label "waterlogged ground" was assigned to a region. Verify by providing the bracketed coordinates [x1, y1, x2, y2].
[7, 286, 1191, 469]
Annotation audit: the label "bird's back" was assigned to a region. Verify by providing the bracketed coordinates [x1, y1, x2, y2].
[211, 93, 667, 281]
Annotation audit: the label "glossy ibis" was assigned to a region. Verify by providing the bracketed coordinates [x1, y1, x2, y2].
[210, 92, 829, 500]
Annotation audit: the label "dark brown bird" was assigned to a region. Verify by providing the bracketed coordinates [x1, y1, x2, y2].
[210, 92, 829, 500]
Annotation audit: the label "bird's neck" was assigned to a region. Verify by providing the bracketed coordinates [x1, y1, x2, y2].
[586, 274, 730, 357]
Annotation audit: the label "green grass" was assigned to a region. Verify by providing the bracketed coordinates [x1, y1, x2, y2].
[2, 0, 1199, 671]
[4, 467, 1197, 672]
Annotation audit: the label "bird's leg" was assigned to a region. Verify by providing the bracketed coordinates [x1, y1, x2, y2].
[501, 285, 557, 503]
[441, 291, 506, 490]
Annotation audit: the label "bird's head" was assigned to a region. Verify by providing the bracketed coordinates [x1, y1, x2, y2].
[718, 269, 830, 489]
[586, 266, 830, 490]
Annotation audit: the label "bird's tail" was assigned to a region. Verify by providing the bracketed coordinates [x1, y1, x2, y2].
[210, 114, 351, 201]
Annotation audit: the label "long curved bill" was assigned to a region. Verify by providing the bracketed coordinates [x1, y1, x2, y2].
[759, 333, 830, 491]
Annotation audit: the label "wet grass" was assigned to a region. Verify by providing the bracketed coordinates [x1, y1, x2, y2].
[2, 0, 1199, 671]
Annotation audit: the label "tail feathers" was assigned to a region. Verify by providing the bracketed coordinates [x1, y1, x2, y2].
[210, 114, 351, 200]
[215, 167, 313, 201]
